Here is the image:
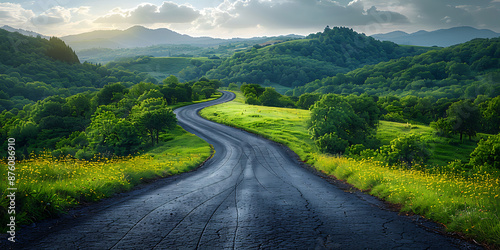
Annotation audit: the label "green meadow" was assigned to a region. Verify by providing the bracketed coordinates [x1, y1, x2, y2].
[200, 91, 500, 247]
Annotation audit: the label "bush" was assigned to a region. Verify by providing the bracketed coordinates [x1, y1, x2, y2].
[346, 144, 366, 156]
[380, 134, 431, 166]
[470, 134, 500, 169]
[315, 132, 349, 154]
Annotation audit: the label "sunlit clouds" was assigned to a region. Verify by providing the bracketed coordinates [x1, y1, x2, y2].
[1, 0, 499, 38]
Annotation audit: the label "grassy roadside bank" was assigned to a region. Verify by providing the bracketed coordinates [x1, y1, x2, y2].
[1, 96, 219, 232]
[199, 91, 500, 248]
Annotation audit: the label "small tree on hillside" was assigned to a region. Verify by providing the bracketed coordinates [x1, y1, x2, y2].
[132, 98, 176, 146]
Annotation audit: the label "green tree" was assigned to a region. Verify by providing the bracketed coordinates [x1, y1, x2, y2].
[446, 100, 481, 141]
[132, 98, 176, 145]
[163, 75, 179, 87]
[138, 89, 164, 102]
[96, 83, 128, 106]
[297, 93, 321, 109]
[480, 96, 500, 133]
[258, 88, 283, 107]
[380, 134, 431, 166]
[309, 94, 370, 150]
[87, 110, 120, 156]
[315, 132, 348, 154]
[470, 134, 500, 169]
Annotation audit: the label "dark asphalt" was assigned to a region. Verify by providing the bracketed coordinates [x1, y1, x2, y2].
[5, 91, 479, 249]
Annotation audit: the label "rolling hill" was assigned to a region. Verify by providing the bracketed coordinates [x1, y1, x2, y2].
[204, 27, 435, 88]
[371, 26, 500, 47]
[61, 25, 304, 51]
[0, 29, 154, 111]
[289, 37, 500, 99]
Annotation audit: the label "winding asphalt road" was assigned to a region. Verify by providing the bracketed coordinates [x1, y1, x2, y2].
[7, 91, 478, 249]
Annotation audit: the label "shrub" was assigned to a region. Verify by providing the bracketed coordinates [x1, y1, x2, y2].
[315, 132, 349, 154]
[470, 133, 500, 169]
[380, 134, 431, 166]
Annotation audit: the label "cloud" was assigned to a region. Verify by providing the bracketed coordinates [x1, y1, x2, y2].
[94, 1, 200, 24]
[0, 3, 35, 27]
[196, 0, 409, 31]
[31, 6, 72, 25]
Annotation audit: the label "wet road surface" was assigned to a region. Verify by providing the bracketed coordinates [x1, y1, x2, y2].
[6, 91, 478, 249]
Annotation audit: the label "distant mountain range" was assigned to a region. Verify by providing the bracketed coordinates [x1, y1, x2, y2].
[371, 26, 500, 47]
[3, 25, 499, 51]
[0, 25, 49, 39]
[60, 26, 303, 51]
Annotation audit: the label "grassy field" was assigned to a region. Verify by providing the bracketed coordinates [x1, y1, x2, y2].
[0, 126, 212, 231]
[200, 91, 500, 247]
[200, 92, 315, 162]
[376, 121, 491, 166]
[0, 95, 222, 232]
[125, 57, 210, 81]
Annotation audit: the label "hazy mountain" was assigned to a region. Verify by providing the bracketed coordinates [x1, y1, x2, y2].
[371, 26, 500, 47]
[61, 25, 304, 51]
[0, 25, 49, 39]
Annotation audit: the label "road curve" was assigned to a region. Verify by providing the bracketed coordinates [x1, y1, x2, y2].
[8, 91, 477, 249]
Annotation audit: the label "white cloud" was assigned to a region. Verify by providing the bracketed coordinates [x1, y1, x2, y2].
[31, 6, 72, 25]
[195, 0, 409, 31]
[94, 1, 200, 24]
[0, 3, 35, 28]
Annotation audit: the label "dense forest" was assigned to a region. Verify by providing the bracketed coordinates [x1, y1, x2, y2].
[204, 27, 434, 88]
[0, 29, 221, 159]
[290, 37, 500, 99]
[0, 29, 157, 111]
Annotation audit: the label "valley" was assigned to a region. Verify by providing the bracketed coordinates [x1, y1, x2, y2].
[1, 23, 499, 248]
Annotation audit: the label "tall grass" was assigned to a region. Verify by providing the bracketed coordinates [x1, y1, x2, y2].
[0, 126, 212, 231]
[200, 91, 500, 247]
[315, 155, 500, 246]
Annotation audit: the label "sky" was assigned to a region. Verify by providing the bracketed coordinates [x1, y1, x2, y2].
[1, 0, 499, 38]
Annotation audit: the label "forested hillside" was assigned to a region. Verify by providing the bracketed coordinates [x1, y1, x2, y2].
[0, 29, 156, 111]
[0, 76, 220, 160]
[290, 37, 500, 98]
[205, 27, 434, 88]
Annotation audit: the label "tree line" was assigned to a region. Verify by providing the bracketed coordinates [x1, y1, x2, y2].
[0, 29, 157, 112]
[0, 76, 220, 160]
[289, 37, 500, 99]
[205, 27, 432, 88]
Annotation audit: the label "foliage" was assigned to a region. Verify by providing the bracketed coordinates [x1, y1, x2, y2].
[0, 75, 220, 159]
[446, 100, 481, 141]
[0, 29, 155, 111]
[315, 132, 348, 154]
[132, 98, 177, 146]
[240, 84, 294, 108]
[291, 37, 500, 99]
[206, 27, 430, 88]
[379, 134, 431, 166]
[470, 134, 500, 169]
[0, 126, 211, 232]
[46, 37, 80, 64]
[309, 94, 378, 153]
[296, 93, 321, 110]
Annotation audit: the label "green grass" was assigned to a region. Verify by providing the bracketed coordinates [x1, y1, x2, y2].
[376, 121, 435, 145]
[200, 92, 315, 162]
[200, 92, 500, 247]
[376, 121, 491, 166]
[315, 156, 500, 247]
[0, 125, 212, 231]
[126, 57, 210, 81]
[0, 95, 222, 232]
